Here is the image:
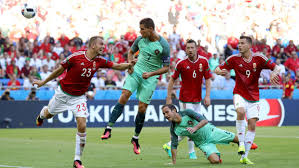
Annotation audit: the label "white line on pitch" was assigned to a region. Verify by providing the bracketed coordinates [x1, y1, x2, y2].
[256, 135, 299, 139]
[0, 165, 32, 168]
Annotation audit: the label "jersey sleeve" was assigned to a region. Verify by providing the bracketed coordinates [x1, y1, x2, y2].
[183, 109, 207, 122]
[218, 56, 234, 70]
[61, 55, 75, 69]
[98, 57, 114, 68]
[204, 60, 212, 79]
[172, 60, 182, 80]
[261, 57, 276, 70]
[170, 122, 179, 149]
[160, 37, 170, 66]
[131, 36, 142, 53]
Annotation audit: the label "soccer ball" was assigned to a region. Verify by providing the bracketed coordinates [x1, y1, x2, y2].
[21, 3, 36, 19]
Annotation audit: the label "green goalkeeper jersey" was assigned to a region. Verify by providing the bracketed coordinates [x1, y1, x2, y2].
[131, 36, 170, 73]
[170, 109, 216, 149]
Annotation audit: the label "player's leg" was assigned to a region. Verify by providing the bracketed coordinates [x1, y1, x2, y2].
[131, 101, 148, 154]
[74, 117, 86, 168]
[102, 73, 139, 139]
[233, 94, 247, 155]
[131, 77, 157, 154]
[70, 97, 88, 168]
[199, 143, 221, 164]
[240, 102, 259, 164]
[36, 87, 67, 126]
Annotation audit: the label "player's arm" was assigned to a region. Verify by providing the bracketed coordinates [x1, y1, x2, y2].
[142, 65, 169, 79]
[170, 123, 178, 165]
[215, 57, 233, 76]
[128, 36, 142, 74]
[204, 62, 212, 106]
[111, 61, 136, 71]
[32, 65, 65, 88]
[166, 77, 175, 104]
[185, 109, 208, 134]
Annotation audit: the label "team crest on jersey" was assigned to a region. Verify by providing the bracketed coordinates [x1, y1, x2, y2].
[253, 63, 256, 72]
[154, 49, 160, 55]
[81, 62, 84, 66]
[199, 63, 203, 72]
[187, 120, 193, 126]
[93, 61, 96, 70]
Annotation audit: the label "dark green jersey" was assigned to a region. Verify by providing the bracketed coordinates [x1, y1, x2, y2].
[131, 36, 170, 73]
[170, 109, 216, 149]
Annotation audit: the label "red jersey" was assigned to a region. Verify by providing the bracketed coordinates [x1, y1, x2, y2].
[283, 80, 295, 97]
[219, 52, 276, 101]
[172, 56, 212, 103]
[60, 50, 113, 96]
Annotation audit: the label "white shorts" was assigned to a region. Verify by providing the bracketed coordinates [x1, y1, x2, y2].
[179, 102, 202, 114]
[233, 94, 260, 120]
[48, 86, 88, 118]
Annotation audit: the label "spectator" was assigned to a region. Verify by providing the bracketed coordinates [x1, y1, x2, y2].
[284, 40, 298, 58]
[58, 34, 70, 48]
[26, 88, 39, 101]
[42, 53, 55, 71]
[169, 26, 180, 51]
[30, 53, 42, 70]
[284, 51, 299, 74]
[295, 71, 299, 88]
[29, 66, 41, 80]
[21, 59, 32, 79]
[6, 59, 21, 79]
[7, 74, 21, 90]
[86, 82, 96, 100]
[124, 26, 137, 47]
[0, 64, 4, 78]
[282, 73, 295, 99]
[23, 75, 35, 90]
[209, 53, 219, 72]
[53, 41, 64, 56]
[105, 74, 117, 89]
[114, 35, 129, 56]
[0, 52, 11, 71]
[221, 73, 235, 90]
[91, 70, 106, 89]
[275, 58, 286, 77]
[14, 52, 26, 70]
[1, 89, 14, 101]
[272, 39, 282, 58]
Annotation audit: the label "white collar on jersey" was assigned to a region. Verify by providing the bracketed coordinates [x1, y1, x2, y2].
[84, 51, 93, 62]
[240, 51, 254, 63]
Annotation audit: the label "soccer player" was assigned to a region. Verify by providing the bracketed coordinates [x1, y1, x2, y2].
[162, 104, 240, 164]
[215, 35, 280, 164]
[163, 39, 212, 159]
[32, 36, 134, 168]
[101, 18, 170, 155]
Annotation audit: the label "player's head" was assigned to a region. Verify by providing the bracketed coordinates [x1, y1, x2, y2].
[185, 39, 197, 58]
[239, 36, 252, 54]
[88, 36, 105, 55]
[139, 18, 155, 38]
[162, 104, 178, 121]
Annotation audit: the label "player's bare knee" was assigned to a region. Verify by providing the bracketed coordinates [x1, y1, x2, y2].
[236, 108, 245, 115]
[138, 103, 148, 113]
[119, 90, 131, 104]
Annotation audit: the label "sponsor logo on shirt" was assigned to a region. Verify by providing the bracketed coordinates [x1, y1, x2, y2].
[187, 120, 193, 126]
[81, 62, 84, 66]
[199, 63, 203, 72]
[239, 64, 243, 67]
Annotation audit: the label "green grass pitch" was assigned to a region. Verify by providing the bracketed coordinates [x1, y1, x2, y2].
[0, 127, 299, 168]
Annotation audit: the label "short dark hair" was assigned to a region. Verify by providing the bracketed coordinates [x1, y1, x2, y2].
[186, 39, 197, 46]
[240, 36, 252, 45]
[140, 18, 155, 30]
[162, 104, 177, 112]
[88, 36, 103, 48]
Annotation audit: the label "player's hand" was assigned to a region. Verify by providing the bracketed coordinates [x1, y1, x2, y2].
[270, 72, 280, 85]
[142, 72, 153, 79]
[186, 127, 197, 134]
[166, 96, 172, 104]
[203, 96, 211, 107]
[128, 67, 134, 74]
[32, 80, 45, 88]
[218, 69, 229, 76]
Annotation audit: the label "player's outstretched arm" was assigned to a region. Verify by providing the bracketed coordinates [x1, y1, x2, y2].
[166, 77, 175, 104]
[111, 60, 136, 71]
[32, 65, 65, 88]
[142, 65, 169, 79]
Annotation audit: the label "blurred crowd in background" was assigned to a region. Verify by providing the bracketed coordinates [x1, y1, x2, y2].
[0, 0, 298, 100]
